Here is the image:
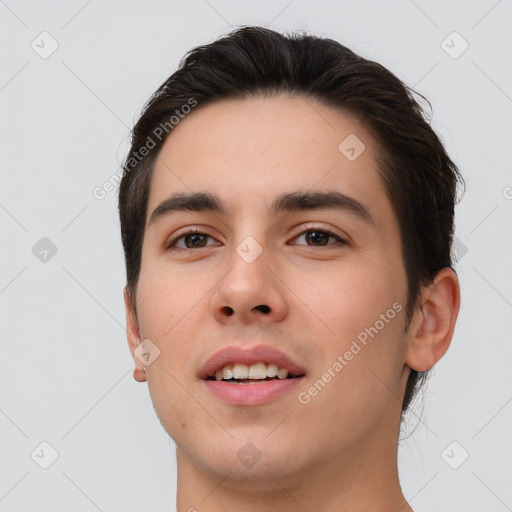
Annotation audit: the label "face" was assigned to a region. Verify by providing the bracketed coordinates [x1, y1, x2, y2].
[127, 96, 412, 487]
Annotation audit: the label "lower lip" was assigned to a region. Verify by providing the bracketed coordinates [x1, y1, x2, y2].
[202, 377, 305, 405]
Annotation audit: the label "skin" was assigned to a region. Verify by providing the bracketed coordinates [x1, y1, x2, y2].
[124, 96, 460, 512]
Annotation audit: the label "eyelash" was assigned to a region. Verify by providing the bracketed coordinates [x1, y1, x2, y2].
[165, 226, 347, 251]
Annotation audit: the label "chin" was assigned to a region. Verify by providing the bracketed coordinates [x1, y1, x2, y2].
[179, 432, 309, 488]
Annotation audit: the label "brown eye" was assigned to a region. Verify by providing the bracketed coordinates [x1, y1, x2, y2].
[166, 230, 219, 250]
[293, 229, 346, 247]
[305, 231, 330, 246]
[182, 233, 209, 248]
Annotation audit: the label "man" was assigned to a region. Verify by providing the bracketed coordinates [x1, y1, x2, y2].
[119, 26, 462, 511]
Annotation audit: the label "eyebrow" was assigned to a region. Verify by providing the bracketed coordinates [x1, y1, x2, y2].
[148, 190, 374, 226]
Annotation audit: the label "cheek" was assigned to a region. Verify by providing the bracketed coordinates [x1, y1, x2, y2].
[135, 264, 205, 403]
[136, 258, 206, 338]
[292, 260, 407, 413]
[290, 257, 404, 340]
[135, 267, 209, 441]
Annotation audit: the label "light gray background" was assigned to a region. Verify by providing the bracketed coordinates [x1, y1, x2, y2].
[1, 1, 511, 511]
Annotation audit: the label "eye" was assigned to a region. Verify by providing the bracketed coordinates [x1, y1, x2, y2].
[165, 228, 219, 250]
[164, 226, 347, 251]
[291, 228, 347, 247]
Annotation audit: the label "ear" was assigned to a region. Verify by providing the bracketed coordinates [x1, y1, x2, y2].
[124, 286, 146, 382]
[405, 267, 460, 372]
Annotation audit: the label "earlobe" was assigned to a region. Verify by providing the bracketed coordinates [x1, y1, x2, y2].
[124, 287, 147, 383]
[405, 268, 460, 372]
[133, 368, 147, 382]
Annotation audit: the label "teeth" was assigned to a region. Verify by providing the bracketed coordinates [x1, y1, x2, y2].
[248, 362, 267, 379]
[277, 367, 288, 379]
[266, 363, 278, 378]
[222, 364, 233, 380]
[213, 362, 294, 381]
[233, 363, 249, 379]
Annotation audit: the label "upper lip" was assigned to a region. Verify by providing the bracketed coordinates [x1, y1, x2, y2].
[198, 344, 306, 379]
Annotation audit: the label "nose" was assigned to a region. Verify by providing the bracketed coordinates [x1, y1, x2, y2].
[209, 245, 289, 325]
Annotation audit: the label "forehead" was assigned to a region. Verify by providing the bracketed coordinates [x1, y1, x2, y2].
[147, 96, 392, 223]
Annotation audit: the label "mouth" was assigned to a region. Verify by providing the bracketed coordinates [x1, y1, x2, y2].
[199, 345, 306, 405]
[205, 362, 305, 384]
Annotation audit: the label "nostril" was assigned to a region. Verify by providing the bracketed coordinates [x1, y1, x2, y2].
[220, 305, 270, 316]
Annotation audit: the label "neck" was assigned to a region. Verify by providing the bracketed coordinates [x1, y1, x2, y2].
[175, 426, 411, 512]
